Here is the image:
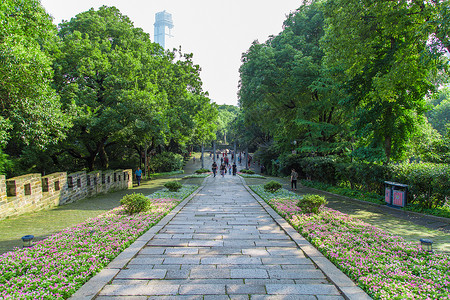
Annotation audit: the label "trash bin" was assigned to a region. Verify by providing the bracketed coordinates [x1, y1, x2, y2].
[384, 181, 408, 207]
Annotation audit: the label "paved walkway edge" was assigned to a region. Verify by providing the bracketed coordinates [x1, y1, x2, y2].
[69, 179, 208, 300]
[241, 177, 372, 300]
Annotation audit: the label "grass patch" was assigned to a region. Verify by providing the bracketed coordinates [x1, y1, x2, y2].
[301, 180, 450, 219]
[148, 170, 184, 178]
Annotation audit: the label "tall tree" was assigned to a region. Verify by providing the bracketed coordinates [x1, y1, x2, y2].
[322, 0, 449, 163]
[239, 1, 349, 156]
[0, 0, 69, 155]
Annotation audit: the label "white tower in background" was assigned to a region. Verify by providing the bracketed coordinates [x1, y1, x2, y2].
[154, 11, 174, 49]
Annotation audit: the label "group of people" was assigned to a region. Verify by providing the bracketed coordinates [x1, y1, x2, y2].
[211, 160, 237, 177]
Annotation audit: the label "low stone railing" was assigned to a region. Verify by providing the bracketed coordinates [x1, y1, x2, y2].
[0, 169, 132, 221]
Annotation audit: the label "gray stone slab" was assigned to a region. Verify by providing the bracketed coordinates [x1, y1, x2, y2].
[242, 249, 270, 256]
[262, 257, 312, 265]
[251, 296, 316, 300]
[189, 268, 231, 279]
[164, 248, 200, 255]
[179, 284, 226, 295]
[96, 297, 148, 300]
[223, 240, 256, 247]
[140, 247, 166, 255]
[226, 284, 266, 294]
[116, 269, 167, 280]
[128, 257, 164, 265]
[188, 240, 224, 247]
[165, 269, 190, 279]
[99, 284, 179, 296]
[266, 284, 340, 295]
[164, 257, 201, 265]
[230, 269, 269, 279]
[147, 239, 189, 247]
[244, 279, 295, 285]
[201, 257, 262, 265]
[255, 240, 297, 247]
[265, 248, 305, 256]
[268, 269, 325, 279]
[111, 279, 150, 285]
[147, 296, 202, 300]
[199, 248, 243, 255]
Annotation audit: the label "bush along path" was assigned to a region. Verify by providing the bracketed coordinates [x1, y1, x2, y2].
[250, 184, 450, 300]
[0, 185, 198, 299]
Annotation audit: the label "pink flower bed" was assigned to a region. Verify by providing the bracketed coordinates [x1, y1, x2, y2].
[253, 186, 450, 300]
[0, 198, 180, 299]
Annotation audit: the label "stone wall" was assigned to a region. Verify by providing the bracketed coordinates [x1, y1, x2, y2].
[0, 169, 132, 221]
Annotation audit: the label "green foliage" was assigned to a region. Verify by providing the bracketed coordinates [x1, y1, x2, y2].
[240, 169, 255, 174]
[427, 89, 450, 136]
[322, 0, 447, 163]
[216, 105, 239, 143]
[0, 0, 70, 150]
[238, 2, 350, 158]
[149, 152, 184, 173]
[391, 163, 450, 209]
[195, 168, 210, 174]
[120, 193, 149, 214]
[264, 180, 283, 193]
[297, 194, 327, 214]
[164, 181, 182, 192]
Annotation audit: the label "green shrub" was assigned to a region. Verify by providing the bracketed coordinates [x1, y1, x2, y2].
[297, 194, 327, 214]
[195, 168, 210, 174]
[240, 169, 255, 174]
[120, 193, 149, 214]
[390, 163, 450, 208]
[164, 181, 182, 192]
[264, 180, 282, 193]
[149, 152, 184, 173]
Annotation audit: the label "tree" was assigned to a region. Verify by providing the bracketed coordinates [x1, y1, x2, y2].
[322, 0, 449, 163]
[216, 105, 239, 144]
[427, 88, 450, 135]
[238, 1, 350, 156]
[51, 6, 217, 171]
[0, 0, 70, 171]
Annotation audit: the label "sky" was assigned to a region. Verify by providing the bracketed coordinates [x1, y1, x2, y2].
[40, 0, 303, 106]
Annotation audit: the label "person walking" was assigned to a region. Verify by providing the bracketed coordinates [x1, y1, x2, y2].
[232, 163, 237, 176]
[290, 168, 298, 191]
[135, 167, 142, 186]
[220, 163, 226, 177]
[212, 161, 218, 177]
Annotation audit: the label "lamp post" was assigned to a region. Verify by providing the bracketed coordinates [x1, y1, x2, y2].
[21, 235, 34, 248]
[420, 238, 433, 253]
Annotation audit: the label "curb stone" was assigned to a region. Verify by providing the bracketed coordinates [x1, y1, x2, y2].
[240, 176, 372, 300]
[69, 178, 209, 300]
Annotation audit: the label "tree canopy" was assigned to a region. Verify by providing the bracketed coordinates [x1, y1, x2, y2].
[237, 0, 449, 170]
[1, 4, 218, 175]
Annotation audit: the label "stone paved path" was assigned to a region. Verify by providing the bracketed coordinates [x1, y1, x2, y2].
[73, 175, 370, 299]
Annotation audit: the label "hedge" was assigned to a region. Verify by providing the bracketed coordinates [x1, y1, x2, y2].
[279, 154, 449, 209]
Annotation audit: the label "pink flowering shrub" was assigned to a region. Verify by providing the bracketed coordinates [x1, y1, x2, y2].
[0, 185, 198, 299]
[251, 185, 450, 300]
